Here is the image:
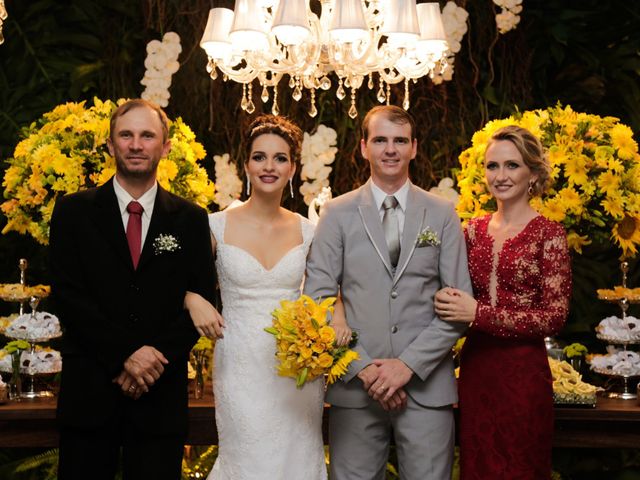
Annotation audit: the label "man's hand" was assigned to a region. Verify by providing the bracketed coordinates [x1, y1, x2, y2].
[378, 388, 408, 411]
[124, 345, 169, 389]
[113, 370, 145, 400]
[369, 358, 413, 403]
[357, 364, 380, 391]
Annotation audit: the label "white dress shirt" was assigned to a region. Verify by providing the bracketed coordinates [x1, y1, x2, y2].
[113, 177, 157, 249]
[370, 179, 410, 240]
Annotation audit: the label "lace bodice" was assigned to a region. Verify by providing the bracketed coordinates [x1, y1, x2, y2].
[209, 210, 314, 317]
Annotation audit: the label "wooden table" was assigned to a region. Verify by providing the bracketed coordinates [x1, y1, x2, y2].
[1, 394, 639, 448]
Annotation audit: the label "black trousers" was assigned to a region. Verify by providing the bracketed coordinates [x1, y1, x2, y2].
[57, 422, 184, 480]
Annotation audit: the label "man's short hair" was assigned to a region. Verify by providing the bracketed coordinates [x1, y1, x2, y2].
[361, 105, 416, 142]
[110, 99, 170, 142]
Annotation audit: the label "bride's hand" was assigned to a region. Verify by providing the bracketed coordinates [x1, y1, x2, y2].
[331, 300, 352, 347]
[184, 291, 226, 339]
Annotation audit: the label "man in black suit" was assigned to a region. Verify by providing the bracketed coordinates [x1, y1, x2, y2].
[49, 99, 216, 480]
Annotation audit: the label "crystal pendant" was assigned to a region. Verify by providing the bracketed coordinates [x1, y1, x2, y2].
[309, 89, 318, 118]
[348, 88, 358, 119]
[209, 69, 218, 80]
[206, 59, 214, 73]
[403, 79, 410, 110]
[377, 85, 386, 103]
[261, 85, 269, 103]
[289, 76, 296, 88]
[240, 84, 248, 111]
[336, 79, 346, 100]
[246, 99, 256, 114]
[386, 84, 391, 105]
[292, 86, 302, 101]
[368, 73, 374, 90]
[272, 87, 279, 115]
[320, 76, 331, 90]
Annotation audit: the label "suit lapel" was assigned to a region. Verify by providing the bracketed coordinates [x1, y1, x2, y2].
[394, 184, 426, 285]
[357, 180, 395, 278]
[93, 179, 132, 268]
[138, 186, 175, 270]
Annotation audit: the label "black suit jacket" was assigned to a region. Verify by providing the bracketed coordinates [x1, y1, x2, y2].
[49, 178, 216, 436]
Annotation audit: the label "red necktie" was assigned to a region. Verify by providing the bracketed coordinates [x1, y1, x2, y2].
[126, 201, 144, 269]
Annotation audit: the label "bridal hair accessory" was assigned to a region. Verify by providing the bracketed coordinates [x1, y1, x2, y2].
[289, 178, 294, 198]
[416, 227, 441, 248]
[153, 234, 181, 255]
[265, 295, 359, 387]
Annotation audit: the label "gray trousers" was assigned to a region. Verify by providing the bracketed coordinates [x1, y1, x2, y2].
[328, 396, 454, 480]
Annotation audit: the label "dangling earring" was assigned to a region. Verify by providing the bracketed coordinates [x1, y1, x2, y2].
[246, 177, 251, 196]
[528, 180, 535, 197]
[289, 178, 294, 199]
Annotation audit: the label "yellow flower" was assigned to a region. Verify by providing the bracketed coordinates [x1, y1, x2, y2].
[557, 187, 583, 215]
[317, 353, 334, 368]
[601, 196, 625, 220]
[566, 232, 591, 254]
[610, 124, 638, 160]
[597, 171, 621, 197]
[327, 350, 360, 385]
[611, 214, 640, 258]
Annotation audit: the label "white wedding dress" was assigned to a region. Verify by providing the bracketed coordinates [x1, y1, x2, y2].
[207, 211, 327, 480]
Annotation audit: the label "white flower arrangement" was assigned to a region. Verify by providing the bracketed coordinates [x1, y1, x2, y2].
[493, 0, 523, 34]
[429, 178, 460, 206]
[0, 1, 7, 45]
[431, 2, 469, 85]
[213, 153, 242, 209]
[416, 227, 441, 248]
[141, 32, 182, 107]
[299, 125, 338, 206]
[153, 234, 181, 255]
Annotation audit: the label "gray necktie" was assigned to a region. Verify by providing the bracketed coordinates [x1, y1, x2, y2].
[382, 195, 401, 268]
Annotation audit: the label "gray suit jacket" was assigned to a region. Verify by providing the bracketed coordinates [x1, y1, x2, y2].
[304, 180, 472, 408]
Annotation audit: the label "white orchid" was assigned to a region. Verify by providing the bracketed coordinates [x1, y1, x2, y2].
[213, 153, 243, 209]
[431, 2, 469, 84]
[141, 32, 182, 107]
[299, 125, 338, 206]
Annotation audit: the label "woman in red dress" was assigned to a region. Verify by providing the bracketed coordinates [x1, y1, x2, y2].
[435, 125, 572, 479]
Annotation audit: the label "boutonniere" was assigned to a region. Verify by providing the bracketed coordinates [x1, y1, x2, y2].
[416, 227, 440, 247]
[153, 234, 181, 255]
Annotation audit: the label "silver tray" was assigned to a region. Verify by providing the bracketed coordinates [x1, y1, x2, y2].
[596, 333, 640, 345]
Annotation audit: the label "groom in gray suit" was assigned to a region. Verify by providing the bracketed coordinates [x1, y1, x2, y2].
[304, 105, 472, 480]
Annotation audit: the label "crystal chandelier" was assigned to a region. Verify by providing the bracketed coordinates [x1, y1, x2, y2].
[200, 0, 448, 118]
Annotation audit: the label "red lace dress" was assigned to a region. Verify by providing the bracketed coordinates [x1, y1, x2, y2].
[458, 215, 571, 480]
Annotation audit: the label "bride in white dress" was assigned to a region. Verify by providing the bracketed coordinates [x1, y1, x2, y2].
[185, 115, 339, 479]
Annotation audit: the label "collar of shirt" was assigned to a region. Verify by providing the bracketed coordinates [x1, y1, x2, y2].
[113, 176, 158, 223]
[370, 179, 410, 214]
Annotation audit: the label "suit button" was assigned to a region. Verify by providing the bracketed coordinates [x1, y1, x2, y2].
[391, 325, 398, 334]
[129, 314, 138, 323]
[391, 291, 398, 299]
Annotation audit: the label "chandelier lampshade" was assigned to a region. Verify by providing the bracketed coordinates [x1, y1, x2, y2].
[201, 0, 449, 118]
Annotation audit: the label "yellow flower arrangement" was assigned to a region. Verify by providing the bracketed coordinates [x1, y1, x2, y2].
[457, 105, 640, 258]
[265, 295, 359, 388]
[1, 98, 215, 245]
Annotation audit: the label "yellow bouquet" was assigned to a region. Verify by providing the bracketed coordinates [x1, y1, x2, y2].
[265, 295, 359, 388]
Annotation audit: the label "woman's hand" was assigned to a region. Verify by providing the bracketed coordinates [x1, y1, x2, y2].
[434, 287, 477, 323]
[331, 299, 353, 347]
[184, 291, 226, 339]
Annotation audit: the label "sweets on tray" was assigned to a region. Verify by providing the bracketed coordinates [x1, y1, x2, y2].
[596, 315, 640, 342]
[0, 346, 62, 374]
[596, 286, 640, 302]
[0, 314, 18, 334]
[589, 347, 640, 376]
[0, 283, 51, 302]
[5, 311, 61, 341]
[549, 357, 598, 405]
